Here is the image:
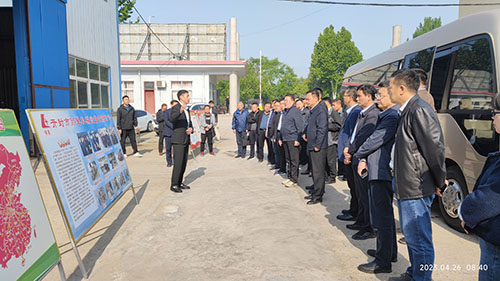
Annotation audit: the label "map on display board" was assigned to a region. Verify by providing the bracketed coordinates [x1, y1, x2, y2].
[27, 109, 133, 243]
[0, 110, 60, 281]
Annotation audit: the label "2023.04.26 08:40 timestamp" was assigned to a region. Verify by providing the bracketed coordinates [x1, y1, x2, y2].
[420, 264, 489, 272]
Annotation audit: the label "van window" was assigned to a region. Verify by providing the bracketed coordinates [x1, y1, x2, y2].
[403, 47, 435, 73]
[429, 47, 454, 111]
[347, 61, 399, 86]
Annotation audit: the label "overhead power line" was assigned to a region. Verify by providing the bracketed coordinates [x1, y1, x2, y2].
[132, 6, 179, 60]
[280, 0, 500, 7]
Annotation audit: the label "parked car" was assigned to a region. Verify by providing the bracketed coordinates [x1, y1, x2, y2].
[136, 110, 155, 132]
[188, 103, 208, 111]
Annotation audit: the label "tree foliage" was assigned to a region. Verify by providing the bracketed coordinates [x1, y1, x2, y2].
[118, 0, 139, 24]
[413, 17, 442, 39]
[218, 56, 307, 104]
[309, 25, 362, 97]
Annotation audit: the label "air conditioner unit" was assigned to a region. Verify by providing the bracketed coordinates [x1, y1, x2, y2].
[156, 81, 166, 89]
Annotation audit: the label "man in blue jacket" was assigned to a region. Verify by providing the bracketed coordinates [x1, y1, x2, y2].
[280, 94, 304, 188]
[163, 100, 178, 167]
[303, 88, 328, 204]
[232, 102, 249, 158]
[354, 81, 399, 274]
[336, 87, 362, 221]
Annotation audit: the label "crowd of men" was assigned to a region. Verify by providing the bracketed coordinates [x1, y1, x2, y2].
[232, 68, 445, 281]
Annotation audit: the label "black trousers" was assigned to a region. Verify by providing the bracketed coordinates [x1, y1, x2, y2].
[311, 149, 327, 200]
[158, 134, 165, 153]
[369, 180, 397, 268]
[249, 130, 258, 157]
[201, 132, 213, 153]
[275, 141, 286, 172]
[171, 143, 189, 186]
[344, 162, 358, 216]
[325, 144, 337, 180]
[353, 162, 373, 233]
[120, 129, 138, 154]
[257, 129, 274, 163]
[165, 136, 173, 165]
[284, 141, 300, 183]
[299, 139, 309, 165]
[338, 160, 345, 176]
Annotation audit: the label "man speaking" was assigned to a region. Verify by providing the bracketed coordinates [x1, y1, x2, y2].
[169, 90, 193, 193]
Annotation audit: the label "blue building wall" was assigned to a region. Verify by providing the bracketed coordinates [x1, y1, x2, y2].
[12, 0, 70, 147]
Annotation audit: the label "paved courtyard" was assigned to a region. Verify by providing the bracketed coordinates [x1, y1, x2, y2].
[39, 114, 480, 281]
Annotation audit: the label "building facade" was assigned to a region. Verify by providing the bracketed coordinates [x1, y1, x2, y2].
[121, 61, 247, 113]
[459, 0, 500, 18]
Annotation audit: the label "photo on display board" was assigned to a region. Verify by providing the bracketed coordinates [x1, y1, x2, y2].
[117, 150, 125, 162]
[124, 169, 131, 181]
[99, 127, 113, 148]
[119, 173, 126, 186]
[111, 180, 120, 193]
[108, 127, 119, 145]
[105, 182, 114, 199]
[113, 177, 120, 192]
[77, 132, 94, 156]
[88, 129, 102, 152]
[88, 160, 100, 181]
[107, 152, 118, 169]
[96, 186, 107, 207]
[98, 156, 110, 175]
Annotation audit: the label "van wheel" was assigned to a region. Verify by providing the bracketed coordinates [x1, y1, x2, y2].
[147, 121, 154, 132]
[438, 165, 468, 232]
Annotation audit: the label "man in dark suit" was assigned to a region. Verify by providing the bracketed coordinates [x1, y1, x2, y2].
[344, 84, 380, 240]
[280, 94, 304, 188]
[336, 87, 361, 221]
[269, 100, 285, 174]
[354, 81, 399, 274]
[157, 103, 168, 156]
[303, 88, 328, 204]
[247, 103, 263, 160]
[169, 91, 193, 193]
[322, 97, 342, 184]
[163, 100, 178, 167]
[388, 70, 446, 281]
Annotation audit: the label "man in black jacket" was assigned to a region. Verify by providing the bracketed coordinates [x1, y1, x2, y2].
[157, 104, 167, 156]
[280, 95, 304, 188]
[323, 97, 342, 184]
[117, 95, 141, 157]
[247, 103, 262, 159]
[169, 90, 194, 193]
[354, 81, 399, 274]
[388, 70, 446, 281]
[344, 84, 380, 241]
[269, 100, 285, 174]
[257, 102, 274, 164]
[303, 88, 328, 204]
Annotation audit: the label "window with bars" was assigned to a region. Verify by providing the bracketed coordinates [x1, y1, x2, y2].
[121, 81, 135, 103]
[69, 56, 110, 109]
[171, 81, 192, 99]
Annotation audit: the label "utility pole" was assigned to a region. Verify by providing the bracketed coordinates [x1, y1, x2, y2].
[259, 50, 262, 106]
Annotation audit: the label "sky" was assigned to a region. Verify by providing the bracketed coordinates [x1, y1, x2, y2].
[133, 0, 460, 78]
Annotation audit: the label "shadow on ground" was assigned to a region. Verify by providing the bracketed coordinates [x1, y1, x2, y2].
[66, 180, 150, 281]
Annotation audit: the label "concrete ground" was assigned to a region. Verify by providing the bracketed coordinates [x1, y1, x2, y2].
[39, 114, 481, 281]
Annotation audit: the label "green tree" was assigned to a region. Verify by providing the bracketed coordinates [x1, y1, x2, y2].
[309, 25, 362, 96]
[118, 0, 139, 23]
[292, 77, 310, 96]
[413, 17, 442, 38]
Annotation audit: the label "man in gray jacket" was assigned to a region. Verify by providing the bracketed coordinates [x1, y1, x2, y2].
[388, 69, 446, 281]
[322, 97, 342, 184]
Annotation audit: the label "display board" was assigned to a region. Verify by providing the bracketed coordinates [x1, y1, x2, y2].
[27, 109, 133, 243]
[0, 110, 60, 281]
[190, 110, 202, 149]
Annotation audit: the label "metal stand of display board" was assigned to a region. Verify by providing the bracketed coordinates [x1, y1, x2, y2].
[32, 141, 139, 279]
[37, 259, 67, 281]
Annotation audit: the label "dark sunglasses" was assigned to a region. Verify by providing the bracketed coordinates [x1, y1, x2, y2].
[492, 110, 500, 116]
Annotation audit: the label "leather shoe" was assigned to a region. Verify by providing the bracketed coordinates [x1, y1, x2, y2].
[306, 198, 322, 205]
[398, 237, 407, 245]
[247, 156, 254, 160]
[305, 185, 314, 190]
[341, 209, 351, 215]
[337, 214, 355, 221]
[300, 170, 310, 175]
[357, 261, 391, 274]
[304, 195, 313, 200]
[180, 183, 191, 189]
[235, 155, 242, 158]
[367, 249, 397, 263]
[167, 163, 173, 167]
[352, 231, 376, 240]
[170, 186, 182, 193]
[388, 273, 412, 281]
[325, 178, 336, 184]
[346, 223, 364, 230]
